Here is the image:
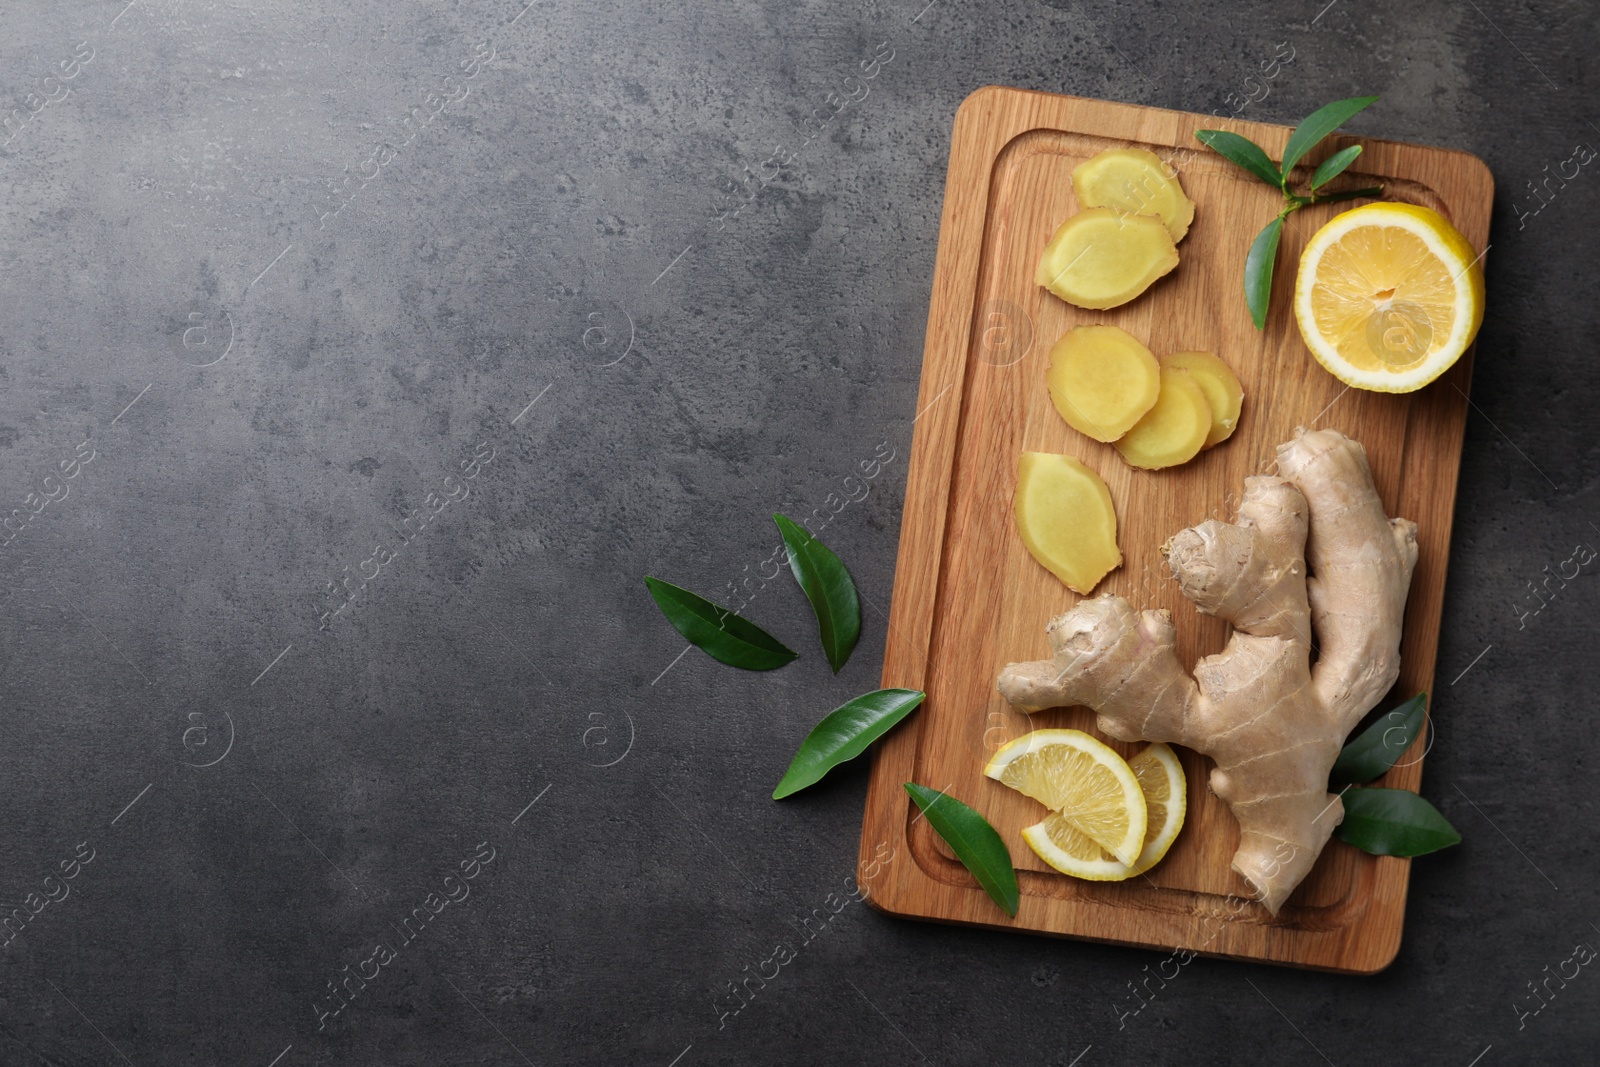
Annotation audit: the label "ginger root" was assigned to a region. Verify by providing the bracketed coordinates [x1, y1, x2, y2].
[997, 429, 1418, 913]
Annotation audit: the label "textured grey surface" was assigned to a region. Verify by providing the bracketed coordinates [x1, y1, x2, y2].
[0, 0, 1596, 1063]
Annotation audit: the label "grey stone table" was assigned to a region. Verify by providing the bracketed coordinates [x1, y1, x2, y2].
[0, 0, 1594, 1063]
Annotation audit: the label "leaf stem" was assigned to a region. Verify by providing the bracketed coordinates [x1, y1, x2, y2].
[1196, 94, 1384, 328]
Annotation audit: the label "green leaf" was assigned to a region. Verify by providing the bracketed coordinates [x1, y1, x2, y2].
[1195, 129, 1281, 186]
[1331, 692, 1428, 787]
[644, 576, 798, 671]
[774, 514, 861, 674]
[773, 689, 925, 798]
[1311, 185, 1383, 205]
[1336, 787, 1461, 857]
[1282, 95, 1378, 178]
[903, 783, 1019, 916]
[1244, 215, 1283, 330]
[1310, 144, 1363, 189]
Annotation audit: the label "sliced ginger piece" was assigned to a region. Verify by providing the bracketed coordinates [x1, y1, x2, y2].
[1014, 452, 1121, 594]
[1114, 365, 1212, 470]
[1046, 325, 1160, 443]
[1164, 351, 1244, 448]
[1035, 207, 1179, 310]
[1071, 148, 1195, 242]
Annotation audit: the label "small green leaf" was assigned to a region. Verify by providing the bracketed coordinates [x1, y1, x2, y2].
[1282, 95, 1379, 177]
[1331, 692, 1428, 787]
[904, 783, 1019, 916]
[1195, 129, 1281, 186]
[644, 576, 797, 671]
[773, 689, 925, 798]
[1336, 787, 1461, 857]
[1310, 144, 1363, 189]
[1244, 215, 1283, 330]
[1311, 185, 1383, 205]
[774, 514, 861, 674]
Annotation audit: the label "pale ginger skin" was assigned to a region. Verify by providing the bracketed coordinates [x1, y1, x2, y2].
[998, 429, 1418, 913]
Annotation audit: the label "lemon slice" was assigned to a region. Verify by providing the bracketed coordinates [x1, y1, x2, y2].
[984, 729, 1146, 866]
[1022, 812, 1132, 881]
[1293, 202, 1485, 393]
[1124, 742, 1186, 871]
[1021, 743, 1187, 880]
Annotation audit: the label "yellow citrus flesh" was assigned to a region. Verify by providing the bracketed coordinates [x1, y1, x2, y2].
[1293, 202, 1485, 393]
[1014, 452, 1121, 595]
[1125, 743, 1186, 872]
[984, 729, 1146, 866]
[1035, 208, 1179, 310]
[1045, 325, 1161, 443]
[1023, 813, 1130, 881]
[1163, 351, 1243, 448]
[1071, 147, 1195, 242]
[1021, 743, 1188, 881]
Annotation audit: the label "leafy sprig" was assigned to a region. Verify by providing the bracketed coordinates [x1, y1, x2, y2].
[1329, 691, 1461, 858]
[1197, 95, 1384, 329]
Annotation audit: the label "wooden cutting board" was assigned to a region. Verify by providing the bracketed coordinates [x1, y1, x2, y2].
[856, 86, 1493, 973]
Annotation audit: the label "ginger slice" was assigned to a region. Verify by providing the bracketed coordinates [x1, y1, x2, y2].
[1113, 365, 1212, 470]
[999, 429, 1420, 914]
[1013, 452, 1121, 595]
[1045, 325, 1160, 443]
[1164, 351, 1244, 448]
[1071, 147, 1195, 242]
[1035, 208, 1179, 310]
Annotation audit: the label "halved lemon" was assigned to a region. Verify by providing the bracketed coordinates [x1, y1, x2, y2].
[1021, 743, 1187, 880]
[1293, 202, 1485, 393]
[984, 729, 1146, 866]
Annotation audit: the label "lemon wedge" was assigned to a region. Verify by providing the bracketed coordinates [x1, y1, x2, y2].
[984, 729, 1146, 866]
[1293, 202, 1484, 393]
[1022, 813, 1130, 881]
[1021, 743, 1187, 881]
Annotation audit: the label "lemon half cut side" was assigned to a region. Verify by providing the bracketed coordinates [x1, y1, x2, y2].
[1293, 202, 1484, 393]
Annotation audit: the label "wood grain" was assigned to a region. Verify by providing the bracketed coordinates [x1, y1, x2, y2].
[856, 86, 1493, 973]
